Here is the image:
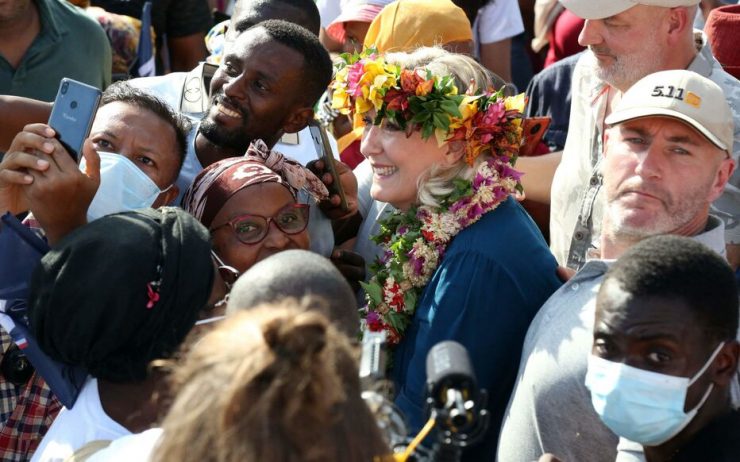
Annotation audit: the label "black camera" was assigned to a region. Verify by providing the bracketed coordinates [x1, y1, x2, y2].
[360, 334, 488, 462]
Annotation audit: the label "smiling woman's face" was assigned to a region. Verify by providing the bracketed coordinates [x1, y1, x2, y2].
[209, 182, 310, 273]
[359, 114, 451, 210]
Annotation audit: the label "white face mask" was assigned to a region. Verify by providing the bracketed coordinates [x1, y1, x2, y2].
[81, 152, 171, 221]
[585, 342, 725, 446]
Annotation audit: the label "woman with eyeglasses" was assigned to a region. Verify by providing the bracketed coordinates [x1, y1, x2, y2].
[182, 140, 329, 286]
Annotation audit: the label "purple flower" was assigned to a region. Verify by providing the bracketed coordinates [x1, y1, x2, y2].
[450, 197, 471, 213]
[380, 250, 393, 264]
[467, 203, 484, 220]
[501, 164, 523, 181]
[473, 173, 485, 189]
[436, 245, 446, 259]
[407, 249, 425, 275]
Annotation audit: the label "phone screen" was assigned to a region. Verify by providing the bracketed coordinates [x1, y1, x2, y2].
[47, 78, 102, 162]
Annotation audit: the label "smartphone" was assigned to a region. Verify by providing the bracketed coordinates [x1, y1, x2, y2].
[308, 121, 349, 212]
[519, 116, 552, 157]
[47, 78, 102, 162]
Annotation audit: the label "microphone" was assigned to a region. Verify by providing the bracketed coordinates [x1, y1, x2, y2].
[425, 341, 480, 434]
[360, 331, 408, 449]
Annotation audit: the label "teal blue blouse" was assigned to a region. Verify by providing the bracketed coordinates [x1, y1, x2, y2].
[392, 197, 562, 460]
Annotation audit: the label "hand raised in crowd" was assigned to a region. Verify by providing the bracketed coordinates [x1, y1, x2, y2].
[307, 158, 359, 220]
[0, 124, 56, 215]
[13, 124, 100, 244]
[330, 248, 366, 293]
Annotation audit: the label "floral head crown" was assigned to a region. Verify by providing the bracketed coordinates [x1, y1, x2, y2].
[330, 49, 527, 166]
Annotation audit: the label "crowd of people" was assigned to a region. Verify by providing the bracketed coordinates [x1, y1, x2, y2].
[0, 0, 739, 461]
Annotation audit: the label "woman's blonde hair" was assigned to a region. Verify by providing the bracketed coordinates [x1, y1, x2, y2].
[384, 47, 508, 208]
[152, 298, 389, 462]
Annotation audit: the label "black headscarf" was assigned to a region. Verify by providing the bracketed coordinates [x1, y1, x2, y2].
[28, 207, 214, 383]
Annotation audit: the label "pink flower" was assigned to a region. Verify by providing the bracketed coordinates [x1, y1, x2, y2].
[483, 102, 505, 125]
[347, 61, 366, 97]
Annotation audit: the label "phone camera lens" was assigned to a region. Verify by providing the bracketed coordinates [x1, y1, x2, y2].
[61, 81, 69, 95]
[71, 101, 78, 109]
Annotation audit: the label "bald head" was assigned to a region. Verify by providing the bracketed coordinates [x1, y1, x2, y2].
[230, 0, 321, 37]
[226, 250, 360, 337]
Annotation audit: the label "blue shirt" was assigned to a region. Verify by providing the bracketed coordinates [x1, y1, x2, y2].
[391, 197, 561, 460]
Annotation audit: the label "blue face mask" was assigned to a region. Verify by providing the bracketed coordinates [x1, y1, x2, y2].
[80, 152, 171, 221]
[585, 342, 724, 446]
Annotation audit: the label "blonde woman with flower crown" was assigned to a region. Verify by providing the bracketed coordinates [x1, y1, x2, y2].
[331, 47, 562, 459]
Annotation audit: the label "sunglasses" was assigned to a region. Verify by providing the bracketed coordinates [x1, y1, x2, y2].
[209, 204, 310, 245]
[211, 250, 240, 289]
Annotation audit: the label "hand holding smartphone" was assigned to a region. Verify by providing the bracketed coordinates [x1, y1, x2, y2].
[47, 78, 101, 162]
[308, 121, 349, 212]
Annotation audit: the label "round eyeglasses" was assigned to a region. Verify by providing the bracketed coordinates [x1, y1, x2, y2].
[209, 204, 310, 245]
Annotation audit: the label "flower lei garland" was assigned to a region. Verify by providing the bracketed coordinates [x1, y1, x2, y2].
[330, 49, 527, 346]
[360, 158, 522, 345]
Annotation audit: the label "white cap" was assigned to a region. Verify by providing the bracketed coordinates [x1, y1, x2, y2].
[560, 0, 699, 20]
[606, 70, 734, 152]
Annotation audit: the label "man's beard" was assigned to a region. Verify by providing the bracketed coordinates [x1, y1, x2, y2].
[606, 177, 713, 241]
[587, 30, 663, 91]
[198, 94, 253, 153]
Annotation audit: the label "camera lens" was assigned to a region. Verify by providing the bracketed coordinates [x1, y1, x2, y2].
[61, 81, 69, 95]
[71, 101, 78, 109]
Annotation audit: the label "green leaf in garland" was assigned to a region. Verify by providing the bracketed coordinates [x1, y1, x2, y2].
[361, 281, 383, 306]
[421, 122, 434, 140]
[403, 290, 417, 314]
[432, 112, 450, 131]
[440, 100, 462, 117]
[387, 310, 409, 332]
[410, 113, 430, 125]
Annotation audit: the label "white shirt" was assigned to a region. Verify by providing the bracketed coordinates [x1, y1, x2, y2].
[32, 378, 130, 462]
[473, 0, 525, 54]
[87, 428, 163, 462]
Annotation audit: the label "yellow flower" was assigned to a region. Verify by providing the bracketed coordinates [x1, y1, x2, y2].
[347, 60, 397, 114]
[331, 87, 351, 113]
[449, 96, 478, 131]
[368, 73, 394, 110]
[355, 93, 373, 114]
[330, 67, 351, 112]
[459, 96, 479, 120]
[504, 93, 526, 112]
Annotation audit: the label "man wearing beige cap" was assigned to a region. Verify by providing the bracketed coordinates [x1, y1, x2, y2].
[517, 0, 740, 271]
[498, 69, 736, 462]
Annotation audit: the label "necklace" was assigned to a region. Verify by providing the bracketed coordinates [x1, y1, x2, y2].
[361, 156, 521, 346]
